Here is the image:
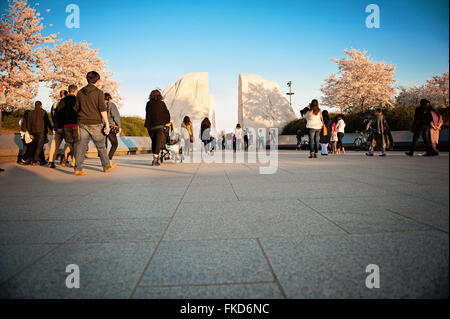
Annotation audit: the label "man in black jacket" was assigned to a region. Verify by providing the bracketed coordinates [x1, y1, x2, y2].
[48, 90, 68, 168]
[406, 99, 434, 156]
[74, 71, 116, 176]
[25, 101, 52, 166]
[57, 84, 80, 167]
[145, 90, 170, 166]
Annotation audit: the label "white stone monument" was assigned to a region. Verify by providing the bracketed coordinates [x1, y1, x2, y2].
[162, 72, 215, 128]
[238, 74, 297, 130]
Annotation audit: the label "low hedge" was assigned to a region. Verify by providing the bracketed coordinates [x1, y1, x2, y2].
[282, 106, 449, 135]
[1, 110, 148, 137]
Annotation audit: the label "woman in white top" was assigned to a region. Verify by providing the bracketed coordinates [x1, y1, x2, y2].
[335, 115, 346, 154]
[304, 99, 324, 158]
[235, 124, 244, 152]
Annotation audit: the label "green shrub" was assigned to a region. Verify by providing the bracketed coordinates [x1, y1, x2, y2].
[1, 110, 23, 132]
[120, 116, 147, 136]
[1, 110, 148, 137]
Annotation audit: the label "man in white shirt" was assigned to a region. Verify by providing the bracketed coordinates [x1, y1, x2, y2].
[335, 115, 346, 154]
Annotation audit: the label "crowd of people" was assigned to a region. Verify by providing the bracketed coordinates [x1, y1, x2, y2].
[15, 71, 120, 175]
[298, 98, 444, 158]
[300, 100, 347, 157]
[143, 91, 270, 166]
[0, 74, 446, 173]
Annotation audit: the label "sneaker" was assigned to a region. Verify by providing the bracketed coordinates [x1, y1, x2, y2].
[74, 170, 86, 176]
[379, 153, 386, 157]
[366, 152, 374, 156]
[104, 162, 117, 173]
[405, 152, 413, 157]
[152, 158, 161, 166]
[49, 162, 56, 169]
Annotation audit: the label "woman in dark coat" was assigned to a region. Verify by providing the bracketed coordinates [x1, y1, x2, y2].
[145, 90, 171, 166]
[365, 108, 392, 157]
[319, 110, 332, 155]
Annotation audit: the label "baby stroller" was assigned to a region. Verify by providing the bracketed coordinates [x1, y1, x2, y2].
[160, 123, 184, 163]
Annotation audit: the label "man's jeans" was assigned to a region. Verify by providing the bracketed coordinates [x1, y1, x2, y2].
[48, 131, 67, 163]
[75, 124, 111, 172]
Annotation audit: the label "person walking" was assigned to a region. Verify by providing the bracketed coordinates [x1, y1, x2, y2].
[48, 90, 69, 168]
[406, 99, 434, 157]
[335, 114, 346, 154]
[330, 122, 338, 154]
[57, 85, 80, 167]
[104, 93, 121, 160]
[200, 117, 215, 154]
[24, 101, 52, 166]
[365, 108, 391, 157]
[319, 110, 331, 156]
[181, 116, 194, 156]
[74, 71, 116, 176]
[235, 124, 244, 152]
[296, 129, 304, 151]
[145, 90, 171, 166]
[18, 111, 32, 164]
[304, 99, 324, 158]
[429, 105, 443, 156]
[244, 128, 249, 151]
[221, 131, 226, 150]
[257, 129, 265, 151]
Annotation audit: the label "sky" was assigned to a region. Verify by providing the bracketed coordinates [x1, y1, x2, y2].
[2, 0, 449, 130]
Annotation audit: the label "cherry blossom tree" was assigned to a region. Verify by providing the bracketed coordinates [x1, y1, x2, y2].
[321, 49, 396, 113]
[41, 40, 122, 107]
[397, 71, 449, 108]
[0, 0, 57, 112]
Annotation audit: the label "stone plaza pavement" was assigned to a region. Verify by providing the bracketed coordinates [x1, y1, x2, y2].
[0, 151, 448, 299]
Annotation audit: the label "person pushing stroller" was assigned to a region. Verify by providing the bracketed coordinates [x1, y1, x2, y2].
[145, 90, 171, 166]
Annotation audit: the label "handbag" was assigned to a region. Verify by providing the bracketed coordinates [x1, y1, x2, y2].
[110, 123, 120, 134]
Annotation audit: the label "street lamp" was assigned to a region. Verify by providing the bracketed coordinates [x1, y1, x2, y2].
[286, 81, 294, 107]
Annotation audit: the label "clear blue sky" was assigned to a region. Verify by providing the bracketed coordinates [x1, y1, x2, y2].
[2, 0, 449, 129]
